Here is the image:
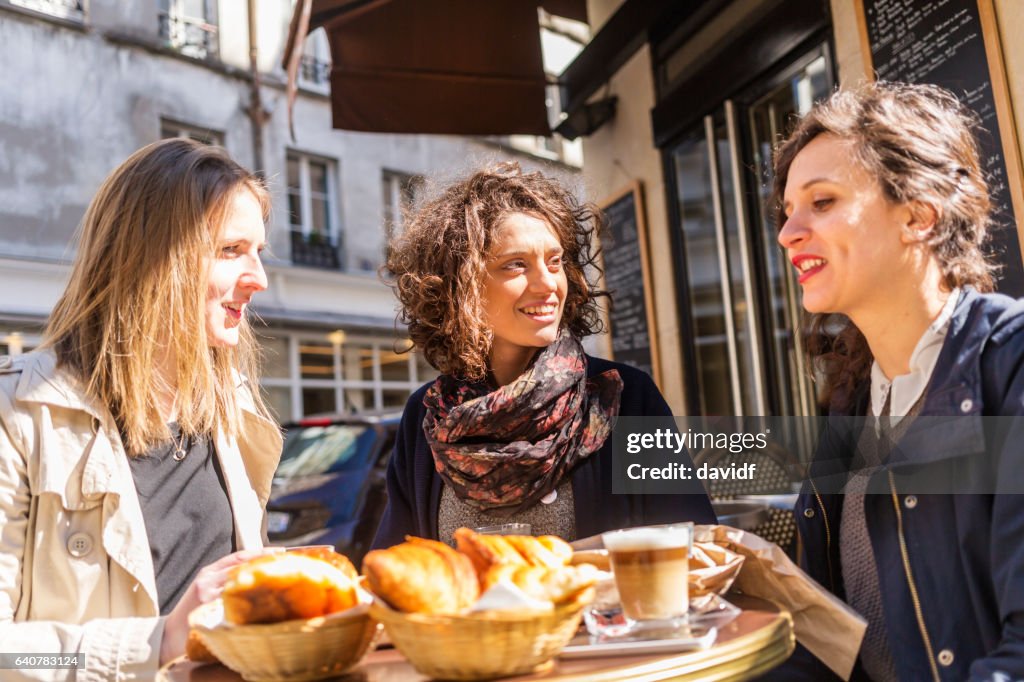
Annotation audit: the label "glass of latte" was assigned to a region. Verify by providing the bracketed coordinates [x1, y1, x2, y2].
[600, 523, 694, 634]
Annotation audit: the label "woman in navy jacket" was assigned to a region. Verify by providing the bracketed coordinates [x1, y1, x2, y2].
[776, 81, 1024, 680]
[373, 163, 714, 549]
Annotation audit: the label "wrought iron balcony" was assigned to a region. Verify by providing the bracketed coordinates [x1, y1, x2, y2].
[158, 11, 218, 60]
[10, 0, 84, 21]
[291, 230, 341, 270]
[299, 55, 331, 87]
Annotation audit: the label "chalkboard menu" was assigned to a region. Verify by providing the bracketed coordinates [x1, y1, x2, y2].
[599, 184, 659, 381]
[860, 0, 1024, 296]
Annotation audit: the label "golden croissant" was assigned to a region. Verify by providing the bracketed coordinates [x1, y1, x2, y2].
[453, 528, 573, 583]
[482, 563, 599, 604]
[362, 536, 479, 614]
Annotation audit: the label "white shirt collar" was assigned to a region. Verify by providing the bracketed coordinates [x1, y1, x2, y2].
[870, 289, 960, 420]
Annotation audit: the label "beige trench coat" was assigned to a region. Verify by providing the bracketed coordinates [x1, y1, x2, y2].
[0, 351, 282, 681]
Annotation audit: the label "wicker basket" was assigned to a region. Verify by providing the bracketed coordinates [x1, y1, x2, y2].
[189, 599, 380, 682]
[369, 587, 594, 680]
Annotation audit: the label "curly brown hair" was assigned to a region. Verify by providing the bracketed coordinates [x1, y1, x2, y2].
[384, 162, 607, 381]
[772, 81, 995, 410]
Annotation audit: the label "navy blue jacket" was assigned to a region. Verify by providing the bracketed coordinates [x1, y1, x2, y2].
[372, 355, 716, 549]
[793, 289, 1024, 681]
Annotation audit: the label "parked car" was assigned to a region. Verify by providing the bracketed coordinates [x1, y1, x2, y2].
[265, 412, 401, 566]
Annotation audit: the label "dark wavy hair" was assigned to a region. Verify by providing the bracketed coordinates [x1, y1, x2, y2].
[384, 162, 607, 381]
[772, 81, 995, 409]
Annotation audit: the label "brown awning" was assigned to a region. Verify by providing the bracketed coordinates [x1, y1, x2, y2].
[284, 0, 586, 136]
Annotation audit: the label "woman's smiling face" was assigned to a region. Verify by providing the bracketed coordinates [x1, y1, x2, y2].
[778, 133, 916, 318]
[482, 212, 568, 377]
[204, 188, 268, 347]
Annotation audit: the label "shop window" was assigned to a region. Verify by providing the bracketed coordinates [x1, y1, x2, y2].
[259, 333, 427, 421]
[299, 340, 335, 380]
[263, 385, 293, 422]
[302, 386, 336, 416]
[379, 348, 411, 383]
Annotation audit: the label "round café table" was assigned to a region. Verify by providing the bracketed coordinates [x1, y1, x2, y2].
[160, 595, 793, 682]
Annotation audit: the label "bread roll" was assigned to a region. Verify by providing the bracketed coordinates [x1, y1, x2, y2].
[222, 553, 358, 624]
[363, 537, 479, 614]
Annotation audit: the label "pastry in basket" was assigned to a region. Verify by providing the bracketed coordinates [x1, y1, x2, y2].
[363, 537, 479, 615]
[287, 546, 359, 581]
[185, 628, 220, 663]
[481, 563, 599, 604]
[221, 551, 359, 624]
[453, 528, 573, 578]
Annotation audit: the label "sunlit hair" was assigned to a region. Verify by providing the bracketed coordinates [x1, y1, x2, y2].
[772, 81, 995, 409]
[384, 162, 607, 381]
[42, 138, 271, 454]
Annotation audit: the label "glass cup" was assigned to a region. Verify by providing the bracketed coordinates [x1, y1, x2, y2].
[599, 523, 694, 636]
[474, 523, 532, 536]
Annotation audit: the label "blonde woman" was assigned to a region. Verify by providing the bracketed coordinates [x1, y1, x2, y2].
[0, 139, 282, 678]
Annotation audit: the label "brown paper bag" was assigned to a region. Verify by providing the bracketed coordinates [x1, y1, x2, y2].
[695, 524, 867, 681]
[689, 541, 745, 597]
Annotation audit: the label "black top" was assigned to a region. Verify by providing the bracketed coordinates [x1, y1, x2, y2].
[128, 425, 235, 615]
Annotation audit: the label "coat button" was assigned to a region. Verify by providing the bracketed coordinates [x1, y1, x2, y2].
[803, 508, 815, 518]
[960, 398, 973, 413]
[904, 495, 918, 509]
[67, 532, 94, 557]
[937, 649, 954, 666]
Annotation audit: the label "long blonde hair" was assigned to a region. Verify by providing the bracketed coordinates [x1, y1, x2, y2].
[44, 138, 271, 454]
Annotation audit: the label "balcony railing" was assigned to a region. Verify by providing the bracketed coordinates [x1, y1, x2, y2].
[291, 230, 341, 270]
[10, 0, 83, 21]
[158, 11, 218, 60]
[299, 55, 331, 87]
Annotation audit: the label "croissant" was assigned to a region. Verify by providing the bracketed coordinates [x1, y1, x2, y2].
[482, 563, 599, 604]
[363, 537, 479, 614]
[454, 528, 573, 580]
[222, 552, 359, 624]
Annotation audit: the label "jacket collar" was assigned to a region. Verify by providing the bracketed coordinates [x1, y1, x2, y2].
[826, 288, 1019, 469]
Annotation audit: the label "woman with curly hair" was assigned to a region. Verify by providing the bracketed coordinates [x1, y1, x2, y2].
[778, 82, 1024, 680]
[373, 163, 714, 548]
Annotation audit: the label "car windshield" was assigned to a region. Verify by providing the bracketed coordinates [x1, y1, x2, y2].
[276, 424, 376, 477]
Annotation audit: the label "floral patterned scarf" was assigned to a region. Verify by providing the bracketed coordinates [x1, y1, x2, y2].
[423, 332, 623, 515]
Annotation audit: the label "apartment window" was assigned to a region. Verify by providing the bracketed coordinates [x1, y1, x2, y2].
[381, 170, 422, 238]
[161, 118, 224, 146]
[158, 0, 218, 60]
[298, 27, 332, 91]
[259, 332, 429, 421]
[287, 151, 341, 269]
[8, 0, 84, 22]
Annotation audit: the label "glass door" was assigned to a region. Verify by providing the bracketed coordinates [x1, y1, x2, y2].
[670, 47, 831, 417]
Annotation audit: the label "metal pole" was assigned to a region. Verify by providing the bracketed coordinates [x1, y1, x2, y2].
[247, 0, 266, 175]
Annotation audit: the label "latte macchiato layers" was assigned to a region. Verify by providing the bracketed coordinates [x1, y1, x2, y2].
[603, 525, 693, 621]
